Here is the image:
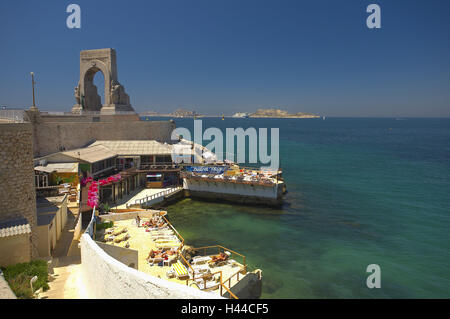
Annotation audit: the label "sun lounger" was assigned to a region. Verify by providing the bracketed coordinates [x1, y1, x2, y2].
[156, 242, 181, 249]
[163, 254, 178, 266]
[112, 227, 127, 236]
[227, 259, 239, 267]
[172, 261, 189, 279]
[150, 232, 174, 238]
[104, 234, 115, 241]
[189, 264, 211, 279]
[191, 256, 212, 265]
[194, 279, 219, 290]
[146, 224, 168, 231]
[151, 233, 175, 238]
[148, 257, 164, 265]
[154, 238, 180, 244]
[113, 233, 130, 243]
[192, 264, 210, 272]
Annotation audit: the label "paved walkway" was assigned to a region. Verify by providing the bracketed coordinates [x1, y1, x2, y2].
[112, 187, 179, 209]
[0, 275, 16, 299]
[39, 256, 86, 299]
[38, 204, 84, 299]
[53, 206, 79, 257]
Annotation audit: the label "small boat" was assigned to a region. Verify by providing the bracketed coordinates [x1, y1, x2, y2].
[222, 114, 225, 120]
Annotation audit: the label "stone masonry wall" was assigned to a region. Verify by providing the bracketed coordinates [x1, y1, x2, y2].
[0, 123, 38, 259]
[27, 112, 176, 157]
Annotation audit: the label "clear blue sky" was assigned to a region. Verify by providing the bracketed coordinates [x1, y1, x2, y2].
[0, 0, 449, 117]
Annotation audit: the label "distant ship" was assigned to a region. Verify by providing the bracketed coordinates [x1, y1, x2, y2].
[232, 112, 249, 118]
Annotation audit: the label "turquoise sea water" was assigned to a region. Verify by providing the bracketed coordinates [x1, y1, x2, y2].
[146, 117, 450, 298]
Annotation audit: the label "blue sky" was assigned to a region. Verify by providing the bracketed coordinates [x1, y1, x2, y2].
[0, 0, 449, 117]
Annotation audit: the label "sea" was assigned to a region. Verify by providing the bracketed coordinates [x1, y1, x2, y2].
[142, 116, 450, 298]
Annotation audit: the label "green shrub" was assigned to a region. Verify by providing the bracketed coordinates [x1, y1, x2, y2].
[1, 260, 49, 299]
[96, 220, 114, 231]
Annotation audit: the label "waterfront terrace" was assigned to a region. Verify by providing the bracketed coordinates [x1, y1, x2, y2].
[88, 208, 262, 298]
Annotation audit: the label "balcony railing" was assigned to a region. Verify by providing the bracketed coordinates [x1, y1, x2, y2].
[115, 163, 179, 171]
[0, 109, 26, 122]
[132, 186, 183, 206]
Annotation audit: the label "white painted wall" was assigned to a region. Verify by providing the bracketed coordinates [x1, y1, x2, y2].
[183, 179, 279, 199]
[80, 233, 222, 299]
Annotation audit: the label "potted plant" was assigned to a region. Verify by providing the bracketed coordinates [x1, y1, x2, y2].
[100, 203, 111, 215]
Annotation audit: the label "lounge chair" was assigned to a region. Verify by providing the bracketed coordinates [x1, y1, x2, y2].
[148, 257, 164, 265]
[194, 278, 219, 290]
[156, 242, 181, 249]
[163, 254, 178, 266]
[113, 233, 130, 243]
[172, 261, 189, 280]
[104, 234, 115, 242]
[112, 227, 127, 236]
[151, 233, 176, 239]
[191, 256, 212, 265]
[154, 238, 180, 244]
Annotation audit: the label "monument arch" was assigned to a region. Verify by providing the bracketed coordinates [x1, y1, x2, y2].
[72, 48, 134, 114]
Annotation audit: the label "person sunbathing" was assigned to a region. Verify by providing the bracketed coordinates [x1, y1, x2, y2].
[166, 250, 177, 256]
[147, 249, 162, 260]
[209, 252, 228, 264]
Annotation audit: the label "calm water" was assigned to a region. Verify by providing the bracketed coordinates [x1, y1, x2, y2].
[146, 117, 450, 298]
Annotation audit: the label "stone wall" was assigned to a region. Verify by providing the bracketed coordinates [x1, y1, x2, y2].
[28, 112, 176, 157]
[0, 234, 32, 266]
[183, 178, 283, 206]
[96, 241, 139, 269]
[0, 123, 38, 260]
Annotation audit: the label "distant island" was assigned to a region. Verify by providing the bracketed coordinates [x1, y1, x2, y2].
[140, 108, 320, 118]
[140, 108, 202, 118]
[249, 108, 320, 118]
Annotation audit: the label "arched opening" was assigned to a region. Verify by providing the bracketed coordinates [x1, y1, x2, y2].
[83, 67, 105, 111]
[94, 71, 105, 106]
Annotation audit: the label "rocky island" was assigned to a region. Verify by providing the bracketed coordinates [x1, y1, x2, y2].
[140, 108, 202, 118]
[250, 108, 320, 118]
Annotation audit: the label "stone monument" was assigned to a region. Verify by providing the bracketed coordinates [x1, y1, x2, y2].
[72, 48, 134, 114]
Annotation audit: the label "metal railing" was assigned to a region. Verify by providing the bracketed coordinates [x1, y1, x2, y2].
[160, 215, 186, 255]
[185, 245, 247, 299]
[116, 163, 178, 171]
[184, 269, 239, 299]
[138, 163, 179, 170]
[134, 186, 183, 206]
[0, 109, 26, 122]
[192, 245, 247, 271]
